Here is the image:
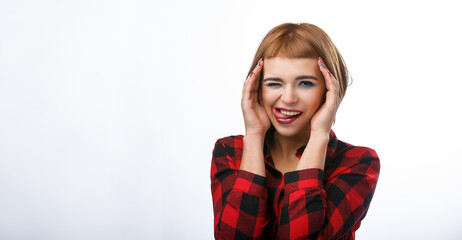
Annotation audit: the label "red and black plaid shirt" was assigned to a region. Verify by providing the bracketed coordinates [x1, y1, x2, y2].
[210, 130, 380, 240]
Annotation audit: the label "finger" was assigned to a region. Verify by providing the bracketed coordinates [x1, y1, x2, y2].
[258, 87, 263, 105]
[242, 79, 254, 103]
[243, 58, 262, 88]
[245, 58, 263, 103]
[318, 57, 334, 90]
[249, 58, 264, 93]
[242, 58, 263, 104]
[242, 77, 253, 104]
[254, 59, 265, 105]
[318, 57, 340, 107]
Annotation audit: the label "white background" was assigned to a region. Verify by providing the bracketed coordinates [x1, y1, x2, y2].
[1, 0, 461, 239]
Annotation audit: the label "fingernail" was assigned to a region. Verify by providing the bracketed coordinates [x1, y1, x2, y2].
[250, 72, 254, 78]
[328, 72, 331, 77]
[255, 58, 262, 68]
[319, 57, 327, 69]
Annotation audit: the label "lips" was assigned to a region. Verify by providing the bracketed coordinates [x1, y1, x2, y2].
[273, 108, 302, 124]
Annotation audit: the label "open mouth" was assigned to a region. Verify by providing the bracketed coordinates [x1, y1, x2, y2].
[278, 109, 302, 118]
[273, 108, 302, 124]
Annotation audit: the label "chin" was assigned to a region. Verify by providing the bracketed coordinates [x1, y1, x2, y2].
[272, 123, 309, 138]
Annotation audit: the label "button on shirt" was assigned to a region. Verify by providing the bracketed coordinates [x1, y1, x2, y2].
[210, 130, 380, 239]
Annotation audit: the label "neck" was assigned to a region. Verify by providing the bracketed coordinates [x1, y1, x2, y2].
[271, 130, 310, 162]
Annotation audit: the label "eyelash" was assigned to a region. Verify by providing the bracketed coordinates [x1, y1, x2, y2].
[265, 81, 314, 88]
[299, 81, 314, 87]
[265, 83, 282, 87]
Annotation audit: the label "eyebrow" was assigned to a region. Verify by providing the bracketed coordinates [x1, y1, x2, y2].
[263, 75, 318, 82]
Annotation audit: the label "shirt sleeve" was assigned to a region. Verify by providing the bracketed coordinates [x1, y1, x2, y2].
[278, 147, 380, 240]
[210, 138, 268, 240]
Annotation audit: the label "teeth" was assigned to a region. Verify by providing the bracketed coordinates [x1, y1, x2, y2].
[280, 110, 301, 116]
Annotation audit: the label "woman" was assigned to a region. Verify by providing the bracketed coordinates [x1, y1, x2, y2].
[210, 23, 380, 240]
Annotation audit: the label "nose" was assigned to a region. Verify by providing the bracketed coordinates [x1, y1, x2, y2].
[280, 85, 298, 105]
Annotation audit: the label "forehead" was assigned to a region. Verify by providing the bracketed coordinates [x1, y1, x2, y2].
[263, 57, 319, 77]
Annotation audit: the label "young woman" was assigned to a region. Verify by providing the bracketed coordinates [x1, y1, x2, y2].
[210, 23, 380, 240]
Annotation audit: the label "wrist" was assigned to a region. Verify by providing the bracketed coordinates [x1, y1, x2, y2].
[309, 130, 330, 141]
[241, 133, 266, 177]
[243, 133, 266, 145]
[298, 131, 329, 171]
[306, 131, 329, 151]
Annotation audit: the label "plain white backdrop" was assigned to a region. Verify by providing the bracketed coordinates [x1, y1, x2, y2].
[1, 0, 461, 239]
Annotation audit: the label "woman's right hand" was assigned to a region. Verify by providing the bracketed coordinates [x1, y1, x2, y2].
[241, 58, 271, 137]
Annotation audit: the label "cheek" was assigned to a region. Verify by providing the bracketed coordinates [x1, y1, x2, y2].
[315, 90, 325, 104]
[261, 88, 278, 104]
[261, 89, 279, 115]
[302, 90, 325, 109]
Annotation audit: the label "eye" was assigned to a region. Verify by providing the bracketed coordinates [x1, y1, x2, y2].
[265, 82, 282, 87]
[298, 81, 314, 88]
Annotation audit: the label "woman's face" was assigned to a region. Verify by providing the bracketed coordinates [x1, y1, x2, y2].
[261, 57, 326, 138]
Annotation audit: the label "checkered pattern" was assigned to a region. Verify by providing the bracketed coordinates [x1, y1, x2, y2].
[211, 130, 380, 240]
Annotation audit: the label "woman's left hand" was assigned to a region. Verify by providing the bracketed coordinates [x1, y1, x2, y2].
[309, 57, 341, 136]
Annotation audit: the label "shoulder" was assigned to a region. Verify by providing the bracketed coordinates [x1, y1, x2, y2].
[212, 135, 244, 157]
[212, 135, 244, 170]
[335, 138, 379, 160]
[214, 135, 244, 147]
[338, 140, 379, 160]
[329, 138, 380, 175]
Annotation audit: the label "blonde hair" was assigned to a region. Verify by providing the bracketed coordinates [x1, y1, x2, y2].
[248, 23, 350, 101]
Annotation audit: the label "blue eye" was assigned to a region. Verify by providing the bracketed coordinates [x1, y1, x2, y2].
[298, 81, 314, 88]
[265, 82, 282, 87]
